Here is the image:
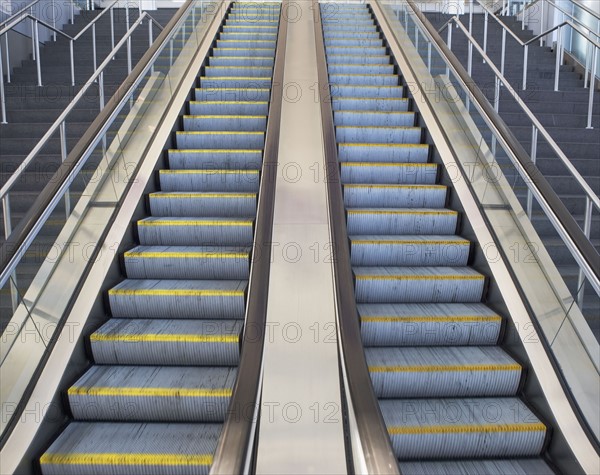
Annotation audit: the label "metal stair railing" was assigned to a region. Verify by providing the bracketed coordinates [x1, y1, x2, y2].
[0, 11, 164, 312]
[436, 14, 600, 309]
[0, 0, 157, 123]
[446, 0, 600, 128]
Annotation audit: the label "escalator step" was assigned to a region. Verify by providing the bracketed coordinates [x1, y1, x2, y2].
[148, 192, 257, 218]
[333, 97, 409, 112]
[340, 162, 437, 184]
[183, 115, 267, 131]
[380, 398, 546, 459]
[336, 126, 422, 144]
[349, 235, 470, 266]
[358, 303, 502, 346]
[158, 169, 260, 192]
[167, 149, 263, 170]
[330, 74, 399, 86]
[124, 246, 251, 280]
[195, 87, 271, 102]
[212, 47, 276, 57]
[138, 216, 255, 243]
[353, 266, 486, 303]
[326, 39, 386, 47]
[108, 279, 247, 319]
[343, 184, 447, 208]
[327, 54, 392, 64]
[366, 346, 521, 397]
[334, 111, 415, 127]
[338, 143, 430, 163]
[188, 101, 269, 116]
[68, 366, 236, 421]
[91, 318, 242, 365]
[331, 85, 404, 98]
[199, 76, 273, 88]
[398, 459, 555, 475]
[205, 66, 274, 77]
[175, 130, 264, 149]
[346, 208, 459, 235]
[41, 422, 220, 475]
[208, 56, 275, 67]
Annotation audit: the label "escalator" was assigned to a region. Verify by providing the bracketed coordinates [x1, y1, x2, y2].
[38, 3, 280, 474]
[320, 3, 556, 473]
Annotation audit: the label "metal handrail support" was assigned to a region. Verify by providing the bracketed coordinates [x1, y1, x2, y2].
[0, 12, 162, 283]
[437, 3, 599, 127]
[0, 0, 160, 122]
[408, 6, 600, 299]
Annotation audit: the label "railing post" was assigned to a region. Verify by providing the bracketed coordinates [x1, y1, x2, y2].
[0, 42, 6, 124]
[540, 0, 544, 46]
[494, 76, 500, 112]
[110, 8, 115, 52]
[31, 16, 36, 61]
[483, 10, 488, 63]
[4, 33, 11, 83]
[35, 21, 42, 87]
[554, 26, 562, 91]
[70, 39, 75, 86]
[99, 71, 105, 110]
[126, 3, 130, 29]
[126, 6, 132, 73]
[586, 46, 597, 129]
[92, 23, 97, 74]
[427, 41, 432, 72]
[501, 28, 506, 76]
[2, 194, 18, 312]
[59, 121, 71, 218]
[71, 0, 75, 24]
[446, 24, 452, 77]
[577, 196, 593, 309]
[51, 0, 57, 41]
[522, 44, 528, 89]
[527, 124, 538, 219]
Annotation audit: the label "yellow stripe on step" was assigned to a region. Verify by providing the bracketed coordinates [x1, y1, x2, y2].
[90, 333, 238, 343]
[202, 76, 272, 80]
[138, 219, 253, 225]
[189, 101, 269, 105]
[40, 453, 213, 466]
[369, 364, 521, 373]
[344, 184, 444, 189]
[108, 289, 244, 297]
[197, 88, 270, 91]
[342, 162, 433, 167]
[388, 423, 546, 435]
[361, 315, 501, 323]
[148, 193, 255, 198]
[159, 170, 259, 174]
[355, 274, 483, 281]
[169, 149, 262, 153]
[183, 115, 266, 120]
[124, 251, 248, 259]
[177, 131, 263, 135]
[68, 386, 232, 397]
[347, 210, 456, 215]
[340, 143, 427, 147]
[351, 239, 468, 245]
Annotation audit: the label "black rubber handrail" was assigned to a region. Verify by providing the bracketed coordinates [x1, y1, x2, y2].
[210, 2, 288, 473]
[398, 0, 600, 286]
[311, 1, 401, 473]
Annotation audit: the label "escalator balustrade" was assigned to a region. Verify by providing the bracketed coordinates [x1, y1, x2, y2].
[321, 4, 555, 473]
[39, 4, 280, 474]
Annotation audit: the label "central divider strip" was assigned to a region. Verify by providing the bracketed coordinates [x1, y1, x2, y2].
[210, 2, 289, 474]
[254, 2, 347, 473]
